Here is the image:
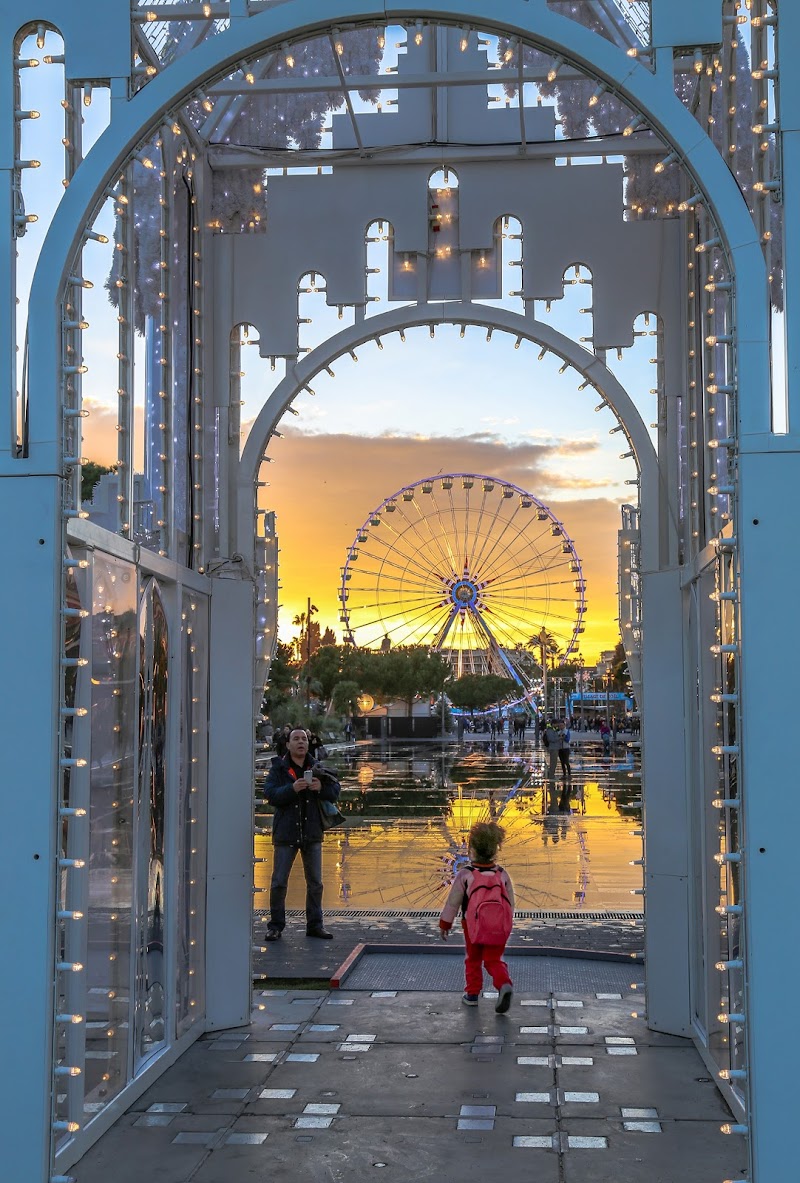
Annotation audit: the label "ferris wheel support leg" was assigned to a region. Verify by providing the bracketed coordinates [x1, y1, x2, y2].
[640, 567, 691, 1036]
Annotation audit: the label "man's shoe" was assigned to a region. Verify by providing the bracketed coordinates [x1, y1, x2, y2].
[495, 984, 513, 1014]
[306, 927, 333, 939]
[461, 993, 480, 1006]
[264, 928, 282, 942]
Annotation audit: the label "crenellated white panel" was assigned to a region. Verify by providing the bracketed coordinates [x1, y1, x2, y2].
[210, 158, 682, 356]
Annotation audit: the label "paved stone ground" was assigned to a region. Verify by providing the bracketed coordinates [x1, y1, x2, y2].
[253, 911, 644, 983]
[70, 985, 743, 1183]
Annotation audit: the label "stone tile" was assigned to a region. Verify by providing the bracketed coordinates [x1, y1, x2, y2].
[513, 1134, 556, 1149]
[557, 1046, 733, 1120]
[561, 1119, 743, 1181]
[171, 1132, 220, 1146]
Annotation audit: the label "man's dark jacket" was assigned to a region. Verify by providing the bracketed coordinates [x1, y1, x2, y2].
[263, 754, 341, 847]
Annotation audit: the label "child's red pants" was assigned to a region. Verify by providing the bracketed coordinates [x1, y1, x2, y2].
[462, 922, 512, 994]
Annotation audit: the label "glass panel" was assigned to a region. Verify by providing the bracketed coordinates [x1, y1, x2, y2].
[134, 580, 169, 1065]
[176, 593, 208, 1036]
[84, 555, 137, 1115]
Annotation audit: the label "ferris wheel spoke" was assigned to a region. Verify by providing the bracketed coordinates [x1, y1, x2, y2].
[484, 542, 571, 588]
[347, 594, 442, 617]
[478, 523, 571, 585]
[488, 566, 576, 592]
[356, 543, 446, 589]
[463, 489, 491, 570]
[465, 489, 509, 575]
[416, 492, 459, 574]
[426, 492, 459, 572]
[394, 498, 456, 578]
[351, 598, 451, 646]
[446, 487, 462, 568]
[471, 502, 531, 580]
[360, 522, 446, 581]
[378, 510, 452, 575]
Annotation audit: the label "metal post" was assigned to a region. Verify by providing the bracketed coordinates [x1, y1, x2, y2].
[539, 627, 548, 717]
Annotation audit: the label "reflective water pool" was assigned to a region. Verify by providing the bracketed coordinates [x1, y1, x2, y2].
[255, 739, 644, 914]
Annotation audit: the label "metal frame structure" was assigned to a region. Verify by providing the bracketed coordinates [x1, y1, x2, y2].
[0, 3, 796, 1181]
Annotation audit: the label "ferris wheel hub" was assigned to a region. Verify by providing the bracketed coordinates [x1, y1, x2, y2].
[450, 578, 478, 607]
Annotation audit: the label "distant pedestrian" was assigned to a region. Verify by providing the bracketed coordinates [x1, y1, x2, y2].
[558, 722, 571, 779]
[439, 821, 514, 1013]
[273, 725, 290, 759]
[600, 720, 611, 755]
[542, 719, 561, 781]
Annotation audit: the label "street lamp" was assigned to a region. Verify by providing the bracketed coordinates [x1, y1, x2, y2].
[602, 671, 610, 727]
[537, 627, 549, 717]
[576, 656, 585, 727]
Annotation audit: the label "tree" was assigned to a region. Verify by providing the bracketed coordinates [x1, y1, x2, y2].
[292, 602, 319, 662]
[330, 680, 361, 717]
[320, 626, 336, 647]
[447, 674, 516, 715]
[306, 644, 350, 705]
[610, 640, 630, 692]
[262, 642, 297, 718]
[81, 460, 114, 504]
[366, 647, 450, 716]
[527, 628, 562, 667]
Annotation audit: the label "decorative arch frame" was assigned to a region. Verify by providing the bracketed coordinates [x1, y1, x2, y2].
[5, 6, 791, 1182]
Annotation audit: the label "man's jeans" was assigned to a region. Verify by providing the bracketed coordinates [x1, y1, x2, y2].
[269, 843, 324, 931]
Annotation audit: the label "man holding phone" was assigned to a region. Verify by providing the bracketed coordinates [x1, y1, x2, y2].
[262, 728, 341, 941]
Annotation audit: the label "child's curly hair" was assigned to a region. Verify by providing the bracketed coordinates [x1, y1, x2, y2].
[469, 821, 505, 863]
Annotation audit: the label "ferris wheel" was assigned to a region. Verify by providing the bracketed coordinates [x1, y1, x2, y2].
[339, 473, 586, 693]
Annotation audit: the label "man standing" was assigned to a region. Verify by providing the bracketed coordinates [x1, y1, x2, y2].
[263, 728, 341, 941]
[542, 719, 561, 783]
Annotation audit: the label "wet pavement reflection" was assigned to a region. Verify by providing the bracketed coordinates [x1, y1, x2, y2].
[255, 739, 644, 914]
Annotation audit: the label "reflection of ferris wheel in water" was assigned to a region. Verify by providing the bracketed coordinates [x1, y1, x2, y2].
[340, 474, 586, 696]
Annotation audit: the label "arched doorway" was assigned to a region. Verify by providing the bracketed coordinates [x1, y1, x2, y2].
[2, 6, 789, 1180]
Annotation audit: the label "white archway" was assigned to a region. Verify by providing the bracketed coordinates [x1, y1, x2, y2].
[5, 7, 792, 1181]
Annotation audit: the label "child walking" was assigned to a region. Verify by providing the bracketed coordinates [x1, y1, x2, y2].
[439, 821, 515, 1013]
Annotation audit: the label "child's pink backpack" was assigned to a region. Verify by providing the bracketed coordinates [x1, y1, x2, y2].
[465, 867, 513, 945]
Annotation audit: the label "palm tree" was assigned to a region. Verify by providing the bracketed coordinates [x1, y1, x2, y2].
[292, 602, 319, 662]
[527, 627, 562, 669]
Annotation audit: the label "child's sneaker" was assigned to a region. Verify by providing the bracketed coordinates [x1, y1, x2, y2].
[495, 984, 513, 1014]
[461, 993, 480, 1006]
